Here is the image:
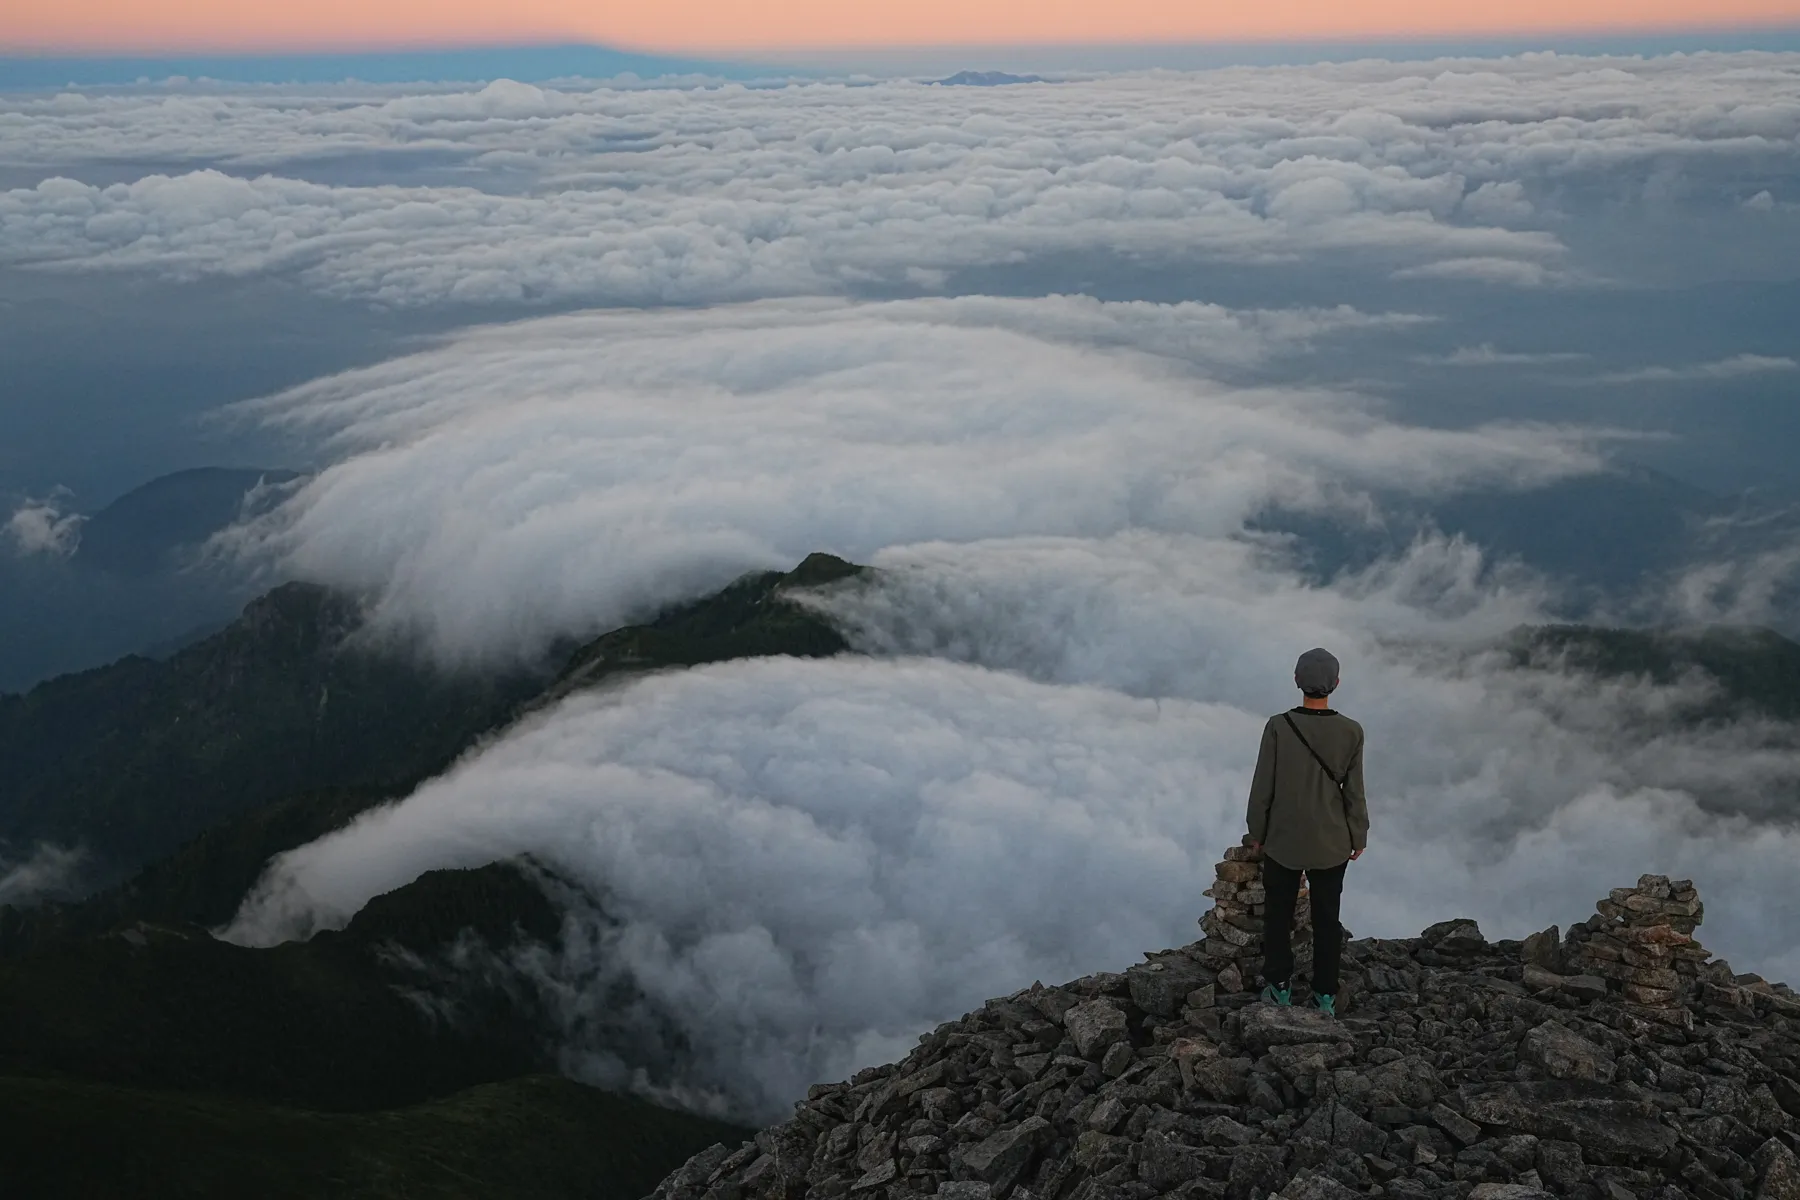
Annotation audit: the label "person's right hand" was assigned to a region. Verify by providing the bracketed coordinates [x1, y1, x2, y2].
[1349, 847, 1364, 861]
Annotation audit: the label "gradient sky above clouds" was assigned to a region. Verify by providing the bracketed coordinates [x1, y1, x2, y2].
[7, 0, 1800, 54]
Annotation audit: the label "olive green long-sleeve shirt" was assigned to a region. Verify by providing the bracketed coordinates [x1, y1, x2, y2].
[1245, 706, 1369, 871]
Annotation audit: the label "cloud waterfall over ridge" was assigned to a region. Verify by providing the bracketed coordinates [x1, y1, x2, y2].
[223, 543, 1800, 1120]
[222, 295, 1597, 667]
[216, 296, 1800, 1122]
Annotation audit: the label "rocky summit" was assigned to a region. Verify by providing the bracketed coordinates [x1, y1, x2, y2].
[650, 853, 1800, 1200]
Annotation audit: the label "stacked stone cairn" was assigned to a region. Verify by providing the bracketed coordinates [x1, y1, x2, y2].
[1198, 837, 1312, 995]
[1559, 874, 1712, 1030]
[652, 860, 1800, 1200]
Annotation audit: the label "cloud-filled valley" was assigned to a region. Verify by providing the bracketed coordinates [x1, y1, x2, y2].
[213, 296, 1800, 1121]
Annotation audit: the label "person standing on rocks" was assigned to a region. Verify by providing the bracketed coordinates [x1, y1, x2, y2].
[1245, 647, 1369, 1016]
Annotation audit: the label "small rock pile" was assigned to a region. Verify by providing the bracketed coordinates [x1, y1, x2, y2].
[650, 868, 1800, 1200]
[1558, 874, 1713, 1029]
[1197, 839, 1311, 995]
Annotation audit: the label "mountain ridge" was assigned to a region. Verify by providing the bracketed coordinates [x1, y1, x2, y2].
[0, 554, 869, 1196]
[0, 551, 866, 895]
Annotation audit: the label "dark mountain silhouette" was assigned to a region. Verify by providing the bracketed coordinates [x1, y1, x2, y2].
[75, 466, 302, 577]
[0, 466, 304, 692]
[6, 1072, 745, 1200]
[933, 71, 1045, 86]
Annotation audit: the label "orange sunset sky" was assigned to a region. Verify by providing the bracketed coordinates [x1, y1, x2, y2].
[8, 0, 1800, 56]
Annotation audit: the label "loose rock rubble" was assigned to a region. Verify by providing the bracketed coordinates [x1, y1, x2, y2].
[650, 868, 1800, 1200]
[1197, 840, 1313, 996]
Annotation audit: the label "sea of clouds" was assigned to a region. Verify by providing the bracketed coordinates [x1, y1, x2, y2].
[8, 54, 1799, 1121]
[4, 53, 1799, 307]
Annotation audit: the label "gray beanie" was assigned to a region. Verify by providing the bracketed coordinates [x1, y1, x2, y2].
[1294, 647, 1340, 696]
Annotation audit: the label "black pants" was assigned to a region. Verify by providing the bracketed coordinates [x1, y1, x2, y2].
[1261, 857, 1348, 996]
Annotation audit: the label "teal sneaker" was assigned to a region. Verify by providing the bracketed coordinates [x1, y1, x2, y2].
[1260, 981, 1292, 1006]
[1314, 993, 1337, 1017]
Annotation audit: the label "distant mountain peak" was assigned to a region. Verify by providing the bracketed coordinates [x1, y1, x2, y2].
[77, 465, 302, 578]
[931, 70, 1044, 86]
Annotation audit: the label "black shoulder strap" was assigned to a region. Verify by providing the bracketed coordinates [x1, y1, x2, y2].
[1282, 713, 1350, 793]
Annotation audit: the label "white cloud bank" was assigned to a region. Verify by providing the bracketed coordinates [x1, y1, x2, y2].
[6, 53, 1800, 306]
[221, 296, 1596, 667]
[208, 295, 1800, 1120]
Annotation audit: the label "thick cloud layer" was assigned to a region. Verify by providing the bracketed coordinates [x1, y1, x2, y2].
[220, 297, 1598, 666]
[6, 54, 1800, 306]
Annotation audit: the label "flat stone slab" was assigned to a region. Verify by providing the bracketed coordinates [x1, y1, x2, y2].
[1239, 1004, 1346, 1047]
[1521, 1020, 1616, 1083]
[1064, 999, 1127, 1059]
[1455, 1080, 1676, 1162]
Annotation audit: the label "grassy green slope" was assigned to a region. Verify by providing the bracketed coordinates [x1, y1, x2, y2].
[0, 582, 545, 880]
[1, 1072, 745, 1200]
[0, 557, 863, 1198]
[0, 866, 560, 1110]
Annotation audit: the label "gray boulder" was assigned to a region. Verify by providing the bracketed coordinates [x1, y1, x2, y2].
[1277, 1170, 1364, 1200]
[1520, 1021, 1617, 1083]
[1128, 956, 1213, 1017]
[1139, 1130, 1209, 1191]
[957, 1117, 1053, 1191]
[1063, 1000, 1128, 1060]
[1756, 1137, 1800, 1200]
[937, 1185, 993, 1200]
[1239, 1005, 1344, 1048]
[1456, 1080, 1676, 1163]
[1521, 925, 1563, 971]
[1226, 1145, 1289, 1200]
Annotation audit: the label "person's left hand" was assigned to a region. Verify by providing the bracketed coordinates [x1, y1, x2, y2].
[1349, 847, 1364, 861]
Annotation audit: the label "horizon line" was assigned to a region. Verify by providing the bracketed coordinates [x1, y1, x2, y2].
[6, 24, 1800, 93]
[6, 16, 1800, 61]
